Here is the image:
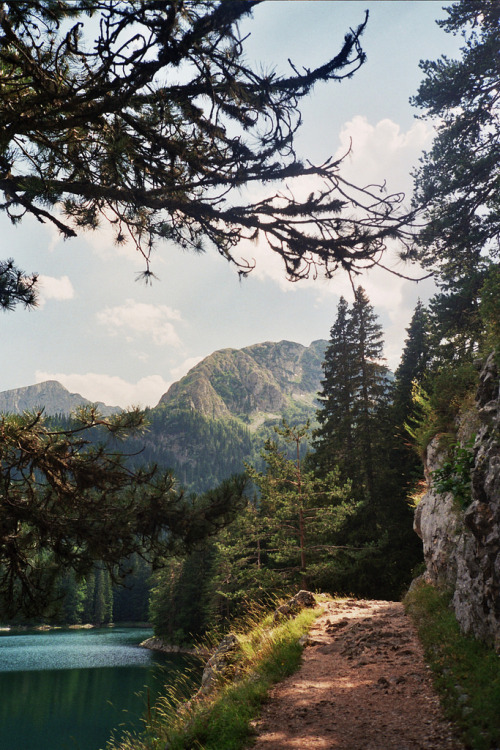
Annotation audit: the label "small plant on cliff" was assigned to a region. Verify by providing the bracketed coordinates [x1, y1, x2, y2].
[432, 438, 475, 509]
[405, 480, 427, 510]
[404, 381, 437, 456]
[405, 363, 478, 455]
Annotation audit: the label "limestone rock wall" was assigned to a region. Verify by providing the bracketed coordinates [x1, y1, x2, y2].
[414, 353, 500, 650]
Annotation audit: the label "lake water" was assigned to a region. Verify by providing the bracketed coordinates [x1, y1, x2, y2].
[0, 627, 199, 750]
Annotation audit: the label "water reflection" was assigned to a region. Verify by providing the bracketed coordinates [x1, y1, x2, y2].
[0, 628, 200, 750]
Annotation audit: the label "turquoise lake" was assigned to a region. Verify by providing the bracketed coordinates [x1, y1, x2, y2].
[0, 627, 199, 750]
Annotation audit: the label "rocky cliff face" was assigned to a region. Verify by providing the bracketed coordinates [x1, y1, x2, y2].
[414, 353, 500, 650]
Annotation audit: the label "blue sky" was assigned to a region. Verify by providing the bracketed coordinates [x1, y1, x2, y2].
[2, 1, 462, 408]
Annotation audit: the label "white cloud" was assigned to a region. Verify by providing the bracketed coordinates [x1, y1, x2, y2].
[333, 115, 432, 198]
[170, 355, 204, 381]
[232, 116, 436, 372]
[35, 371, 171, 409]
[37, 275, 75, 306]
[96, 299, 182, 346]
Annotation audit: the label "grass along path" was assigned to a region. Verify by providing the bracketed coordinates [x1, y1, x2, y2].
[108, 602, 318, 750]
[404, 582, 500, 750]
[110, 589, 500, 749]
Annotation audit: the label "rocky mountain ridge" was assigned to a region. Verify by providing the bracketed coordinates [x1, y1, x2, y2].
[0, 340, 327, 492]
[0, 340, 326, 421]
[0, 380, 121, 417]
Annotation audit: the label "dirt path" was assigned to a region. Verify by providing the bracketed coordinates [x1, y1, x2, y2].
[250, 598, 464, 750]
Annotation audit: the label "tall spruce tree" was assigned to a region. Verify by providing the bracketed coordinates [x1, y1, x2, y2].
[313, 288, 421, 597]
[391, 300, 430, 493]
[351, 286, 390, 505]
[392, 300, 430, 427]
[314, 297, 357, 487]
[314, 287, 390, 506]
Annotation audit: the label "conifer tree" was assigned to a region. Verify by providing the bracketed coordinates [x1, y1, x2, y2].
[390, 301, 430, 495]
[149, 544, 216, 645]
[392, 300, 429, 427]
[314, 297, 357, 486]
[92, 564, 113, 626]
[176, 421, 358, 628]
[350, 286, 390, 505]
[58, 570, 86, 625]
[409, 0, 500, 361]
[312, 288, 423, 597]
[314, 287, 390, 505]
[82, 569, 96, 625]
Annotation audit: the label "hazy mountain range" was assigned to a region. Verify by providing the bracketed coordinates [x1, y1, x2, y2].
[0, 379, 122, 417]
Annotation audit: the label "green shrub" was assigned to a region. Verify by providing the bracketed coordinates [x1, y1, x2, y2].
[432, 438, 475, 508]
[405, 363, 478, 454]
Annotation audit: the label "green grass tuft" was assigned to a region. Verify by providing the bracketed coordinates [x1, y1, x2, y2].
[404, 581, 500, 750]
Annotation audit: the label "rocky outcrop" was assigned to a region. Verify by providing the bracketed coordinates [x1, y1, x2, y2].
[139, 636, 209, 657]
[273, 590, 317, 622]
[198, 591, 317, 697]
[413, 439, 462, 591]
[199, 633, 241, 696]
[414, 353, 500, 650]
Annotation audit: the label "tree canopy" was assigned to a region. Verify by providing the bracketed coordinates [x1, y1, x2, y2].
[0, 0, 415, 285]
[410, 0, 500, 274]
[0, 258, 37, 310]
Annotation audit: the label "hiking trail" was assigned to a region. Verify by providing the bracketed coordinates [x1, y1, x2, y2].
[250, 598, 463, 750]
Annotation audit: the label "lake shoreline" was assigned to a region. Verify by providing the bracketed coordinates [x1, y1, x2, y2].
[139, 636, 210, 657]
[0, 621, 152, 632]
[0, 625, 192, 750]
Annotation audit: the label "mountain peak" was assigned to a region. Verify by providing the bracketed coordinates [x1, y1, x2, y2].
[158, 339, 327, 419]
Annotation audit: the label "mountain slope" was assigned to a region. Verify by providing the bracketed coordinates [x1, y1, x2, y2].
[136, 340, 327, 491]
[158, 339, 326, 424]
[0, 340, 327, 492]
[0, 380, 121, 417]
